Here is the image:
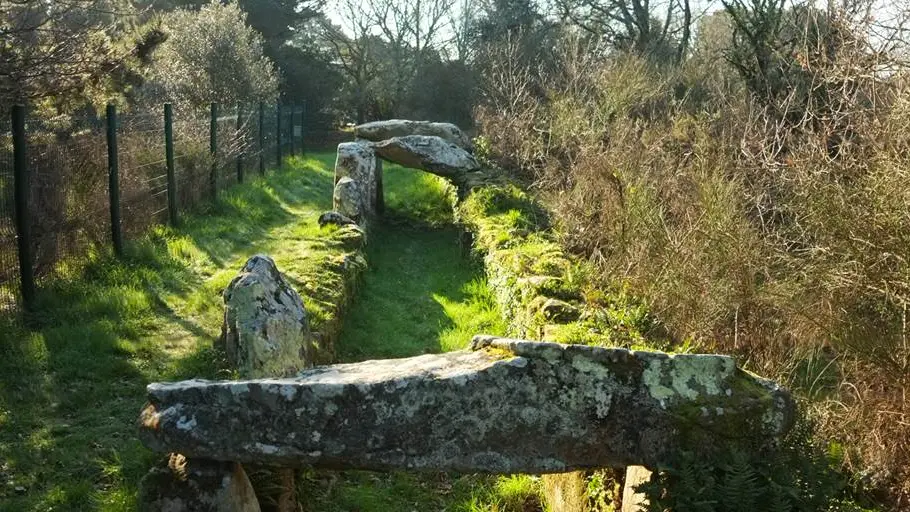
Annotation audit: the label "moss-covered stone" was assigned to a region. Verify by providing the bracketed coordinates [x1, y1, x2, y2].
[139, 337, 795, 472]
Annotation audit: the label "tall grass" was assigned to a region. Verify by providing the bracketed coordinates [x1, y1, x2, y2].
[476, 19, 910, 507]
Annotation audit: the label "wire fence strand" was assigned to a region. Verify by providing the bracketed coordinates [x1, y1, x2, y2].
[0, 101, 352, 321]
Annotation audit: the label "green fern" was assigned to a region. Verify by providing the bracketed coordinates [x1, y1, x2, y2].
[636, 415, 875, 511]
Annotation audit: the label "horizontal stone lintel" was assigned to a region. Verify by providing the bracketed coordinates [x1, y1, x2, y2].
[138, 336, 794, 473]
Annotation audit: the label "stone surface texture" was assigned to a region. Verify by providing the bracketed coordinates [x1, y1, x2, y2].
[333, 142, 380, 221]
[372, 135, 483, 189]
[354, 119, 473, 151]
[139, 336, 794, 473]
[219, 255, 312, 378]
[317, 211, 358, 228]
[332, 177, 363, 221]
[138, 454, 260, 512]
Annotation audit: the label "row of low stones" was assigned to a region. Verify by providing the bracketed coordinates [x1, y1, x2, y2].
[138, 120, 797, 511]
[219, 120, 479, 380]
[139, 120, 483, 510]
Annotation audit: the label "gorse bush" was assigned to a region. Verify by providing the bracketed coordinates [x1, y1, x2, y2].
[476, 6, 910, 508]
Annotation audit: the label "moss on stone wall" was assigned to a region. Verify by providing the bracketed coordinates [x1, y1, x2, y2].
[457, 183, 659, 351]
[292, 224, 367, 364]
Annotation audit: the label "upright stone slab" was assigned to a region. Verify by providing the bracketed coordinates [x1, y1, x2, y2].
[219, 255, 312, 378]
[355, 119, 473, 152]
[139, 336, 795, 473]
[334, 142, 380, 220]
[332, 176, 364, 221]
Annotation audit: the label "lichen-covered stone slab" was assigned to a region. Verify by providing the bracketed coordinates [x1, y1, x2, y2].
[334, 142, 379, 219]
[219, 255, 312, 378]
[372, 135, 483, 189]
[332, 176, 363, 221]
[139, 336, 794, 473]
[355, 119, 473, 151]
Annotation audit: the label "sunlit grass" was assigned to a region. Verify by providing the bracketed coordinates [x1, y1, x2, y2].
[0, 154, 337, 511]
[0, 154, 543, 511]
[304, 164, 540, 512]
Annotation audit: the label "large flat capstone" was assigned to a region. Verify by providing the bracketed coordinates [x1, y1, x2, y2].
[138, 336, 795, 473]
[372, 135, 482, 189]
[355, 119, 473, 151]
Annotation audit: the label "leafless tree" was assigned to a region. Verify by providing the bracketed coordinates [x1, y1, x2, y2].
[555, 0, 695, 63]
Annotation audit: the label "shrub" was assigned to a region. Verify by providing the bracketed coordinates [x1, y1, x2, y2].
[476, 7, 910, 507]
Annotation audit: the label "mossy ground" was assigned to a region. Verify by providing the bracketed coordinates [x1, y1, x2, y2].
[0, 153, 541, 511]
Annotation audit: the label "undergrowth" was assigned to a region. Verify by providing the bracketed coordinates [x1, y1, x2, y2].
[476, 14, 910, 507]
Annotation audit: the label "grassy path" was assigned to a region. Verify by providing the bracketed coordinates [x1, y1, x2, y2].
[299, 168, 544, 511]
[0, 154, 340, 511]
[0, 154, 539, 511]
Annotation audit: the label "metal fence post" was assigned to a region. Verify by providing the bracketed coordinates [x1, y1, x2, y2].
[164, 103, 178, 226]
[209, 102, 218, 198]
[11, 105, 35, 311]
[236, 102, 244, 184]
[258, 101, 265, 175]
[105, 104, 123, 257]
[299, 103, 306, 156]
[288, 105, 295, 157]
[275, 102, 282, 167]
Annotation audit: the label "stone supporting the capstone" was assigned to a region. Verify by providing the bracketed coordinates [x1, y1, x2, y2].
[139, 336, 795, 473]
[138, 454, 260, 512]
[333, 142, 381, 221]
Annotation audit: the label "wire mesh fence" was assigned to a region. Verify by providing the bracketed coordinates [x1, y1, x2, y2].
[25, 114, 109, 282]
[119, 111, 169, 238]
[0, 116, 19, 316]
[1, 101, 309, 320]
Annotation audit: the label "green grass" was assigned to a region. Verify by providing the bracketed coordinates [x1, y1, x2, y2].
[0, 153, 339, 511]
[0, 154, 541, 511]
[301, 167, 541, 511]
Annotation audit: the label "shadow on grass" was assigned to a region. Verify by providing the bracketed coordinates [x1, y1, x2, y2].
[307, 166, 526, 512]
[0, 155, 335, 511]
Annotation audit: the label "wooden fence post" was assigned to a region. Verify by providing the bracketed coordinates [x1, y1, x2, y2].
[299, 103, 306, 156]
[11, 105, 35, 311]
[164, 103, 178, 226]
[209, 102, 218, 198]
[258, 102, 265, 175]
[236, 103, 244, 184]
[288, 105, 295, 157]
[105, 104, 123, 256]
[275, 103, 282, 167]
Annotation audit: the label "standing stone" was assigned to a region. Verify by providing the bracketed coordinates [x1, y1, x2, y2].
[220, 255, 312, 378]
[332, 177, 363, 221]
[354, 119, 473, 152]
[138, 454, 260, 512]
[334, 142, 380, 219]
